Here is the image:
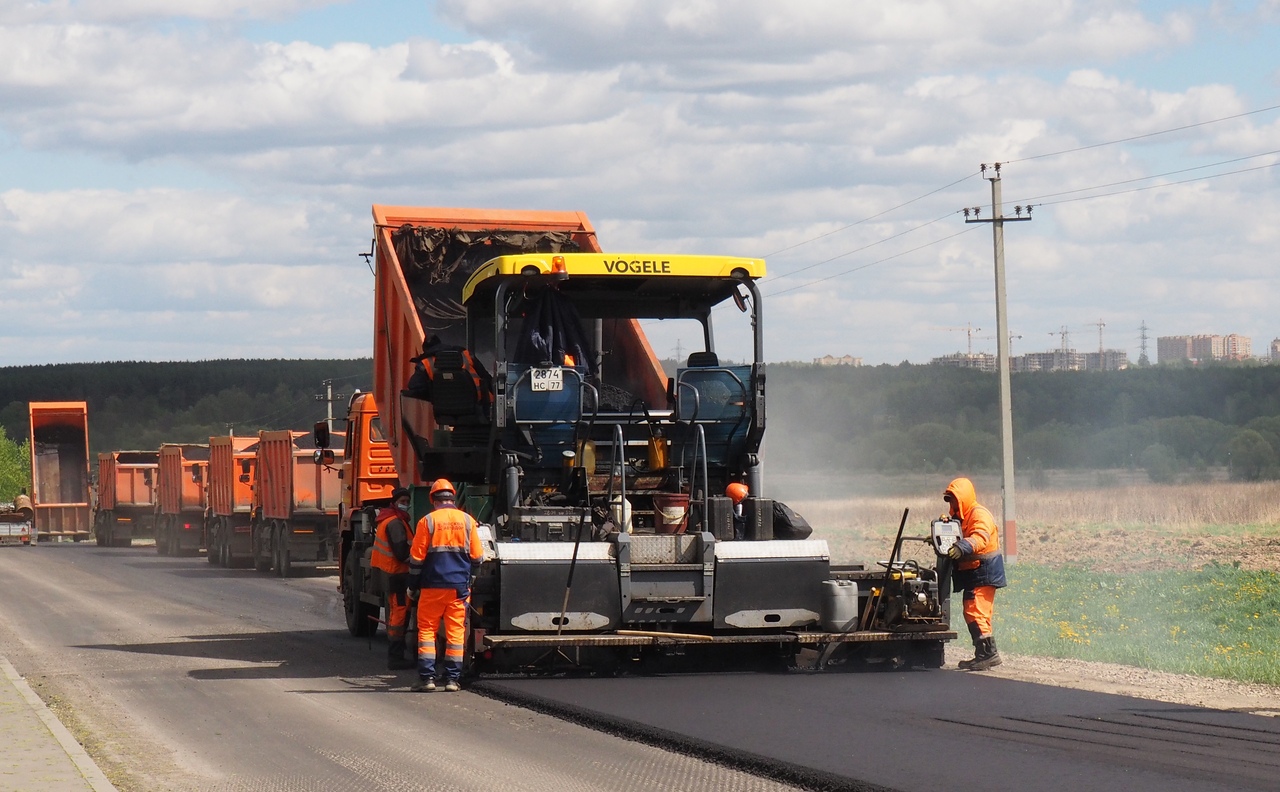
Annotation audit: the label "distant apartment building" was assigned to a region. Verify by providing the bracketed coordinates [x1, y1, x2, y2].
[930, 352, 995, 372]
[1158, 334, 1252, 363]
[813, 354, 862, 366]
[1224, 334, 1251, 360]
[1084, 350, 1130, 371]
[1271, 339, 1280, 361]
[1014, 350, 1086, 372]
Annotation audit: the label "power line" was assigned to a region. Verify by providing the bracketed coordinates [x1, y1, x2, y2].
[762, 171, 980, 259]
[1034, 160, 1280, 208]
[1006, 102, 1280, 164]
[764, 226, 981, 298]
[1007, 149, 1280, 205]
[769, 211, 957, 283]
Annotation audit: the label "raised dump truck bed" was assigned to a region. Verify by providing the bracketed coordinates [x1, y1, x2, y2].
[28, 402, 91, 541]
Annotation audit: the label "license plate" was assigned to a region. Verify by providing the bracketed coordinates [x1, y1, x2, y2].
[531, 368, 564, 392]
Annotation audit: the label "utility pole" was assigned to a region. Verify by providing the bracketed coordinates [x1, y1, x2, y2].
[1090, 319, 1106, 370]
[964, 163, 1031, 563]
[314, 379, 345, 430]
[1138, 321, 1151, 366]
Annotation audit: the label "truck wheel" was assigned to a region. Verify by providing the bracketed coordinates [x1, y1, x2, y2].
[344, 547, 375, 637]
[253, 525, 272, 573]
[156, 520, 169, 555]
[275, 523, 292, 579]
[207, 523, 220, 565]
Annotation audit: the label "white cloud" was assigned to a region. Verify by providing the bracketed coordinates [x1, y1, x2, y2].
[0, 0, 1277, 365]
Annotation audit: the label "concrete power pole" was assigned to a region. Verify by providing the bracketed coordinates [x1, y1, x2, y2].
[964, 163, 1031, 563]
[314, 379, 345, 430]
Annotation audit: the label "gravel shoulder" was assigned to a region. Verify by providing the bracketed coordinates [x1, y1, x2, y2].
[944, 643, 1280, 716]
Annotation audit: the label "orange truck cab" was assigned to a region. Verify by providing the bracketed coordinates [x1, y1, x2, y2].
[207, 435, 258, 568]
[313, 392, 398, 635]
[95, 451, 159, 547]
[252, 430, 344, 578]
[28, 401, 92, 541]
[156, 443, 210, 556]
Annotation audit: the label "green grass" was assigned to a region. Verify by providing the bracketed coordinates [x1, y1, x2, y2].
[982, 562, 1280, 685]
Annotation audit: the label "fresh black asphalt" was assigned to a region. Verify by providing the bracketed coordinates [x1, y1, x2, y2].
[478, 669, 1280, 792]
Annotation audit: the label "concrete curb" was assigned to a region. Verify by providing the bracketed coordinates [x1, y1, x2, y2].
[0, 656, 118, 792]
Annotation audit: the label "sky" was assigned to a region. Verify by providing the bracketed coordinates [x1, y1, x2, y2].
[1, 0, 1279, 367]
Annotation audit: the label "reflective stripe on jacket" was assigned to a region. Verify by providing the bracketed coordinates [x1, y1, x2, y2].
[408, 506, 484, 591]
[945, 477, 1007, 591]
[371, 508, 413, 574]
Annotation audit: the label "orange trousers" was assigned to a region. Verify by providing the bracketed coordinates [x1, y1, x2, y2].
[386, 591, 409, 642]
[416, 588, 467, 681]
[962, 585, 997, 640]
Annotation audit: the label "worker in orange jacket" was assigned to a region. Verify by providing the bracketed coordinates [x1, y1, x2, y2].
[943, 477, 1007, 671]
[371, 487, 416, 670]
[407, 479, 484, 692]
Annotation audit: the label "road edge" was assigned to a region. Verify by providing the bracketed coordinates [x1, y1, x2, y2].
[0, 656, 119, 792]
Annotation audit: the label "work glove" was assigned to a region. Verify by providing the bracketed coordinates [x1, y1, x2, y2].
[947, 538, 974, 560]
[407, 588, 419, 603]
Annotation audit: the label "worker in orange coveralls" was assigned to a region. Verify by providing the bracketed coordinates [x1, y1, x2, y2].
[943, 477, 1007, 671]
[371, 487, 416, 670]
[407, 479, 484, 692]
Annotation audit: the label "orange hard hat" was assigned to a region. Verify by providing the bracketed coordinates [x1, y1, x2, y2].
[725, 482, 749, 504]
[429, 479, 456, 500]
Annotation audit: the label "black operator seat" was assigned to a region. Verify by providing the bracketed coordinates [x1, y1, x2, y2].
[686, 351, 720, 368]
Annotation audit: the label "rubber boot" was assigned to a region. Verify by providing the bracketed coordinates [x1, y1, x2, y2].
[957, 624, 983, 670]
[387, 640, 416, 671]
[965, 637, 1003, 672]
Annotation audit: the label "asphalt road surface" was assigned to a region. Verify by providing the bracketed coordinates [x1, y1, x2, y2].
[3, 544, 1278, 792]
[0, 544, 801, 791]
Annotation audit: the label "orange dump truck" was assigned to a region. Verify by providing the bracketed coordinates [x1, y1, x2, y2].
[252, 430, 343, 577]
[207, 435, 258, 568]
[313, 392, 399, 635]
[28, 402, 92, 541]
[95, 451, 159, 547]
[156, 443, 210, 556]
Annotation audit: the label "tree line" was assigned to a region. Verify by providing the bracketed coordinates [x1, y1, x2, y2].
[766, 362, 1280, 482]
[0, 359, 373, 458]
[4, 358, 1280, 497]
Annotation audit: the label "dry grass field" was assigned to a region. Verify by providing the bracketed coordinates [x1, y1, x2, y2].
[787, 478, 1280, 573]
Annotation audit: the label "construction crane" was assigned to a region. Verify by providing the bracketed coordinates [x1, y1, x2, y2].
[934, 322, 983, 356]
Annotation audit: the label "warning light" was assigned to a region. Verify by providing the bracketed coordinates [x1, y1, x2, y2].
[551, 256, 568, 279]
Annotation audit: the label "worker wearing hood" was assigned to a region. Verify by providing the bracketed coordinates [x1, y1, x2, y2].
[943, 477, 1007, 671]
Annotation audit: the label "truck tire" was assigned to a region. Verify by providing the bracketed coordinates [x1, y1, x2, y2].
[250, 524, 271, 573]
[275, 523, 292, 579]
[156, 518, 170, 556]
[344, 546, 376, 637]
[94, 513, 107, 547]
[207, 522, 220, 565]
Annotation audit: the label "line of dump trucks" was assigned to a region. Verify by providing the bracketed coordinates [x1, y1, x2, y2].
[16, 204, 959, 674]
